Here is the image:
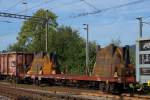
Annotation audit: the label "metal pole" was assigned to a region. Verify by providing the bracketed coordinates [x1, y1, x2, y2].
[83, 24, 89, 76]
[87, 24, 89, 75]
[136, 17, 143, 38]
[136, 17, 143, 83]
[46, 10, 48, 52]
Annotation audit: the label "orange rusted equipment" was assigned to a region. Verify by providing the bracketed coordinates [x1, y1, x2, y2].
[27, 52, 59, 75]
[92, 44, 135, 83]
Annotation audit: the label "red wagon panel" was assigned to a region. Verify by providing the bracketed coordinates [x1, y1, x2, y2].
[0, 52, 33, 78]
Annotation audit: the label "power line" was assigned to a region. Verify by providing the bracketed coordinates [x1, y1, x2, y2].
[0, 12, 44, 20]
[17, 0, 55, 14]
[0, 12, 31, 19]
[72, 0, 148, 18]
[4, 0, 23, 12]
[143, 15, 150, 19]
[63, 0, 81, 6]
[143, 22, 150, 26]
[81, 0, 99, 11]
[54, 0, 81, 9]
[0, 20, 13, 23]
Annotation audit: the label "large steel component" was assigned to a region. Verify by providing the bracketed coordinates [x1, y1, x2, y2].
[92, 44, 135, 83]
[27, 52, 59, 75]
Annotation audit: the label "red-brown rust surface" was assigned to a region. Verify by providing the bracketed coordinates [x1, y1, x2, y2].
[0, 52, 33, 77]
[29, 74, 134, 82]
[26, 74, 119, 82]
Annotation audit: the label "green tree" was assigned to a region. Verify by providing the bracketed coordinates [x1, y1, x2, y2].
[129, 45, 135, 65]
[9, 9, 57, 52]
[9, 9, 96, 75]
[50, 26, 96, 75]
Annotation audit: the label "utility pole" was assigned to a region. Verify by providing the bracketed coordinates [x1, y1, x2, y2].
[83, 24, 89, 76]
[45, 10, 48, 52]
[136, 17, 143, 38]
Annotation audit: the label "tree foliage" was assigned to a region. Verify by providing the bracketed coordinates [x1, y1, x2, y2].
[9, 9, 96, 75]
[9, 9, 57, 52]
[129, 45, 135, 65]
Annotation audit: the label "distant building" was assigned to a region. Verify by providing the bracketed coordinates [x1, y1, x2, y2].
[136, 37, 150, 83]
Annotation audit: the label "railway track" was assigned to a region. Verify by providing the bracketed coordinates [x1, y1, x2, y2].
[0, 82, 113, 100]
[0, 81, 150, 100]
[0, 85, 111, 100]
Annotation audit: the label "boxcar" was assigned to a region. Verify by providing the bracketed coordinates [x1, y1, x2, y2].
[0, 52, 33, 80]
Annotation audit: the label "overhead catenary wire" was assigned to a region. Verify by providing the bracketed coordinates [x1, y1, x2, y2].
[62, 0, 81, 6]
[17, 0, 56, 14]
[0, 20, 13, 23]
[4, 0, 23, 12]
[143, 15, 150, 19]
[52, 0, 81, 9]
[0, 12, 46, 21]
[143, 22, 150, 26]
[80, 0, 99, 11]
[72, 0, 148, 18]
[0, 12, 31, 20]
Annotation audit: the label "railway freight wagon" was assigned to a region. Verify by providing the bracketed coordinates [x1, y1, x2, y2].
[0, 52, 33, 80]
[0, 45, 136, 93]
[25, 45, 135, 93]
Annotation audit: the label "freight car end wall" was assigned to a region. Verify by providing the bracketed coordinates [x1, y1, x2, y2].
[0, 52, 33, 79]
[92, 44, 135, 83]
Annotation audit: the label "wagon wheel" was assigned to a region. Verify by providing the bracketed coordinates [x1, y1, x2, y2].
[109, 84, 115, 93]
[105, 84, 110, 92]
[99, 82, 105, 91]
